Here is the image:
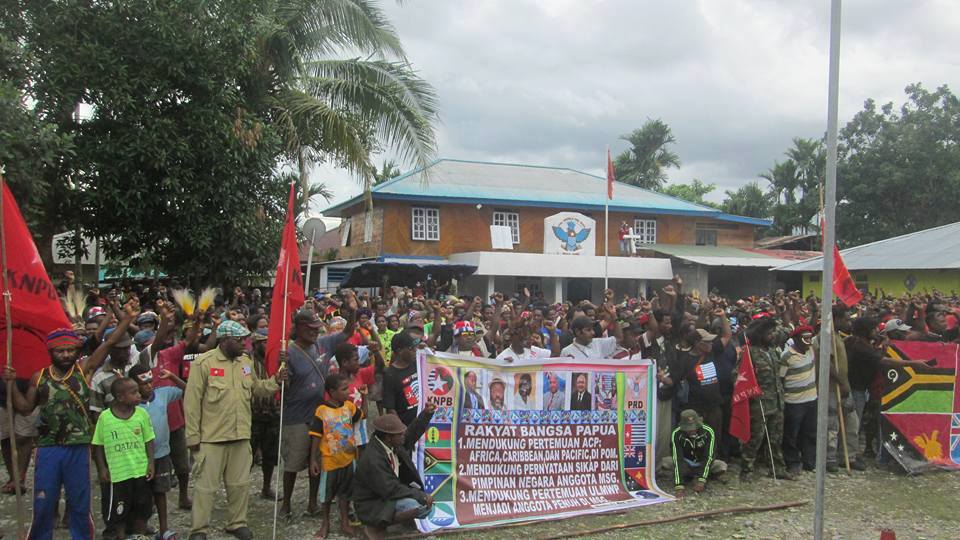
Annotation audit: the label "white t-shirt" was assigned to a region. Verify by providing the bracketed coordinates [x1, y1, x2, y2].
[561, 336, 619, 360]
[496, 345, 551, 363]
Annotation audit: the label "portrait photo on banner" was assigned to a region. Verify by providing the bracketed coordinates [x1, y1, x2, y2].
[462, 369, 486, 409]
[570, 372, 592, 411]
[541, 371, 567, 411]
[512, 372, 537, 410]
[487, 373, 508, 412]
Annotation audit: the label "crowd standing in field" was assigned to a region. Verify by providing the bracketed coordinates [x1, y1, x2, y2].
[1, 274, 955, 539]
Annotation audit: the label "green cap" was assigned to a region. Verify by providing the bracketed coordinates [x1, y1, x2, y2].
[216, 320, 251, 339]
[679, 409, 702, 431]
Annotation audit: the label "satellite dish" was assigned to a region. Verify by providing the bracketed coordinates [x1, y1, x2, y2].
[302, 217, 327, 249]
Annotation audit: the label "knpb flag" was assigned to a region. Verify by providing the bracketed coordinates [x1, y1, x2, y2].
[265, 183, 305, 374]
[729, 344, 762, 443]
[0, 182, 71, 377]
[832, 244, 862, 307]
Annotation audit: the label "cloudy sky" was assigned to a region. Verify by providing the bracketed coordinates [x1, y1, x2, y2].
[312, 0, 960, 212]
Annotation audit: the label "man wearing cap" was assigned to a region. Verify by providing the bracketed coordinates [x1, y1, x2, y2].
[560, 311, 623, 360]
[352, 406, 436, 540]
[880, 318, 912, 341]
[661, 409, 725, 497]
[279, 306, 354, 518]
[679, 329, 724, 436]
[184, 320, 289, 540]
[780, 325, 818, 473]
[89, 324, 139, 417]
[3, 301, 137, 540]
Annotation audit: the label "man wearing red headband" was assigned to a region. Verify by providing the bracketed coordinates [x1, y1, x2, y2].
[3, 301, 138, 540]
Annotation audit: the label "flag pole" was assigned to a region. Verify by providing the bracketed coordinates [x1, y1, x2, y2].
[814, 1, 843, 538]
[272, 182, 295, 540]
[604, 146, 610, 291]
[0, 169, 27, 540]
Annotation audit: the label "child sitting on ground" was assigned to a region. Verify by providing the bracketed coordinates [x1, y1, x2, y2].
[92, 377, 156, 540]
[309, 373, 362, 538]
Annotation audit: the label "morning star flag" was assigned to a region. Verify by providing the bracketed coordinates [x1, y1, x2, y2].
[0, 182, 71, 377]
[606, 149, 615, 199]
[880, 340, 960, 473]
[265, 183, 304, 374]
[729, 344, 762, 443]
[414, 352, 670, 533]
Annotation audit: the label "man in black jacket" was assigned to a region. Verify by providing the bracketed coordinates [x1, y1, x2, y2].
[353, 405, 436, 539]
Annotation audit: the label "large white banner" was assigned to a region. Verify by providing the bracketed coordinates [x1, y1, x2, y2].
[544, 212, 596, 255]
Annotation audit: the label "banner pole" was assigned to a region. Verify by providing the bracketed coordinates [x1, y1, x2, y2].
[1, 170, 27, 540]
[757, 398, 777, 482]
[604, 147, 610, 291]
[814, 1, 843, 538]
[272, 183, 294, 540]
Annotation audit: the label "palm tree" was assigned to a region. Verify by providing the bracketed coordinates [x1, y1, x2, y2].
[762, 138, 824, 235]
[614, 119, 681, 190]
[373, 159, 401, 185]
[251, 0, 439, 214]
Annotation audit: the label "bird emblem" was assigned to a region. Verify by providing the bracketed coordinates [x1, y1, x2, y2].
[552, 220, 590, 252]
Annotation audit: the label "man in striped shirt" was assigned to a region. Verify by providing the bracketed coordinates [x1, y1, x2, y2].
[780, 325, 818, 474]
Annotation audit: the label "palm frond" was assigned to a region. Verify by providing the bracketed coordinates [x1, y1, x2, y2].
[275, 0, 406, 63]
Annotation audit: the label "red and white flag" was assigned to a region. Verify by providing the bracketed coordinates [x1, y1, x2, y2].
[729, 343, 763, 443]
[0, 182, 72, 377]
[265, 183, 305, 375]
[606, 148, 615, 200]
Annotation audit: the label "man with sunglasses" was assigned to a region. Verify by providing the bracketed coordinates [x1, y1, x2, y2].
[184, 320, 288, 540]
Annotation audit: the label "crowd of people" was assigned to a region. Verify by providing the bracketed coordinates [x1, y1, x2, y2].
[1, 273, 957, 539]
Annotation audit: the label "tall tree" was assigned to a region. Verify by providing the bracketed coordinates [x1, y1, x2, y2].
[659, 179, 717, 207]
[3, 0, 437, 284]
[614, 119, 680, 190]
[721, 182, 770, 219]
[760, 138, 823, 236]
[837, 83, 960, 246]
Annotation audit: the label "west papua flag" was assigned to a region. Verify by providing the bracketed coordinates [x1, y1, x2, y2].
[265, 183, 305, 375]
[606, 148, 615, 200]
[729, 343, 763, 443]
[0, 182, 72, 377]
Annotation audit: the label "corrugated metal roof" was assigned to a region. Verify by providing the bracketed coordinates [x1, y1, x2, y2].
[322, 159, 771, 226]
[642, 244, 789, 267]
[775, 221, 960, 272]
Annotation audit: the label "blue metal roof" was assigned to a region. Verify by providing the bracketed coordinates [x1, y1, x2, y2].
[322, 159, 771, 226]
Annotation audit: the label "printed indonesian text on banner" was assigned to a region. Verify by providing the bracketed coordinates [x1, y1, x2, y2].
[414, 352, 670, 532]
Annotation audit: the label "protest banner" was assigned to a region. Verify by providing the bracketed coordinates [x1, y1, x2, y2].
[881, 340, 960, 473]
[415, 351, 671, 533]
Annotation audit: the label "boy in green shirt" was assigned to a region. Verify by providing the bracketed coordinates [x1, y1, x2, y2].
[92, 377, 156, 540]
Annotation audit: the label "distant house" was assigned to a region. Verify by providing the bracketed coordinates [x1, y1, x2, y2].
[316, 159, 804, 302]
[775, 222, 960, 297]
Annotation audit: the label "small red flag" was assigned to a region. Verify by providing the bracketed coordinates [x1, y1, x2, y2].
[832, 244, 862, 307]
[606, 148, 615, 200]
[0, 182, 72, 378]
[265, 183, 305, 375]
[729, 343, 763, 443]
[209, 367, 225, 377]
[820, 219, 862, 307]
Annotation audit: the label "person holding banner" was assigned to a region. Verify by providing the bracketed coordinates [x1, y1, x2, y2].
[352, 405, 436, 540]
[184, 320, 288, 540]
[561, 312, 622, 360]
[3, 301, 138, 540]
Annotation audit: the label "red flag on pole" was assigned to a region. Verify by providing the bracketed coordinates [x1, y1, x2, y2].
[265, 183, 304, 375]
[832, 244, 862, 307]
[0, 183, 72, 377]
[820, 219, 862, 307]
[606, 148, 615, 199]
[729, 343, 763, 443]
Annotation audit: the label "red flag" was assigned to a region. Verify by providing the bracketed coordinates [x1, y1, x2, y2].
[729, 343, 763, 443]
[265, 183, 305, 375]
[832, 244, 862, 307]
[606, 148, 615, 199]
[0, 183, 71, 377]
[820, 219, 862, 307]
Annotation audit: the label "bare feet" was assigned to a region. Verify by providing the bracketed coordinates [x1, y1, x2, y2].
[315, 521, 330, 538]
[341, 523, 358, 537]
[260, 488, 277, 500]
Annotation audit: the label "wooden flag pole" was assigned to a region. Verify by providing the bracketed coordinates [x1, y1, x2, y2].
[1, 169, 27, 539]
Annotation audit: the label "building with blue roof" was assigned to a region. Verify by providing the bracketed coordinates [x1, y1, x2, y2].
[315, 159, 799, 301]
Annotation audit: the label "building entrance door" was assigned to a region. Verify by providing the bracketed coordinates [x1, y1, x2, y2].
[567, 278, 592, 304]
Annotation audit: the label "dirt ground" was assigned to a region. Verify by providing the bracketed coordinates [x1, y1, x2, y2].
[1, 457, 957, 540]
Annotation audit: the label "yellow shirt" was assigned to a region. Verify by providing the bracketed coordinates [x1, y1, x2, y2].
[184, 347, 279, 446]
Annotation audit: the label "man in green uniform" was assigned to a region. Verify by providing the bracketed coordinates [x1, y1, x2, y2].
[185, 320, 288, 540]
[740, 317, 797, 481]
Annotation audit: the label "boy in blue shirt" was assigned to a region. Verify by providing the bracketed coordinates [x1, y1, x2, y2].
[129, 364, 185, 540]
